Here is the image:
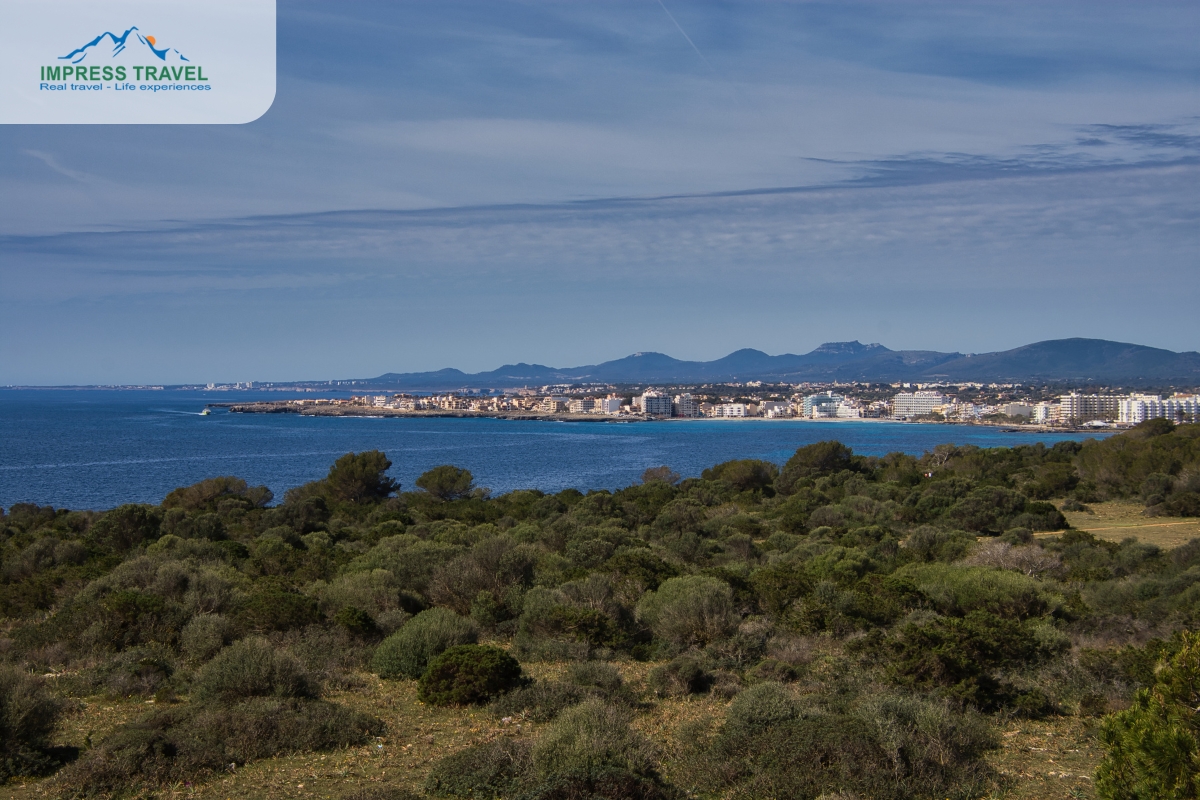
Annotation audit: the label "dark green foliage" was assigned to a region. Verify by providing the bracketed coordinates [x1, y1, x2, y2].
[54, 697, 384, 797]
[531, 700, 667, 796]
[162, 476, 272, 513]
[335, 605, 380, 639]
[701, 459, 778, 494]
[326, 451, 401, 503]
[372, 607, 478, 679]
[1096, 631, 1200, 800]
[0, 667, 66, 781]
[416, 465, 475, 500]
[193, 637, 319, 702]
[237, 585, 322, 632]
[89, 504, 162, 552]
[418, 644, 528, 706]
[776, 441, 857, 494]
[867, 611, 1064, 712]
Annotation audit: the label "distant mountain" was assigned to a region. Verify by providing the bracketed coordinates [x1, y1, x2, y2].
[353, 338, 1200, 390]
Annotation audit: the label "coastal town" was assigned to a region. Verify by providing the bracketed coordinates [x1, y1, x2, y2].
[218, 383, 1200, 428]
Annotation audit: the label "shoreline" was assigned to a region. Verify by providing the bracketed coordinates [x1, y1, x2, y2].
[212, 402, 1110, 434]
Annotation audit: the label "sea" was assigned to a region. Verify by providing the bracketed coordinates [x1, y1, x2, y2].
[0, 389, 1114, 511]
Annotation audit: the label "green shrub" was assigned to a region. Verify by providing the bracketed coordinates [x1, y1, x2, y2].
[335, 605, 380, 639]
[371, 607, 478, 680]
[1096, 631, 1200, 800]
[567, 661, 624, 695]
[192, 637, 318, 703]
[490, 681, 589, 723]
[425, 738, 532, 798]
[180, 613, 233, 663]
[418, 644, 528, 706]
[724, 682, 800, 738]
[0, 667, 66, 781]
[647, 655, 711, 697]
[237, 586, 322, 632]
[870, 611, 1063, 712]
[532, 700, 656, 784]
[54, 697, 383, 797]
[636, 575, 738, 651]
[894, 563, 1054, 619]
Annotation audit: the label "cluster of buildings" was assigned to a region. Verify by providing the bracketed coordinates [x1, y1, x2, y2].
[339, 387, 1198, 427]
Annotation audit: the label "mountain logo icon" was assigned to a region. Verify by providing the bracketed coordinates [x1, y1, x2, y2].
[59, 26, 189, 64]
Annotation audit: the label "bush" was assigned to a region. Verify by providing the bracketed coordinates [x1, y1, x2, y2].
[648, 655, 711, 697]
[371, 607, 478, 680]
[0, 666, 66, 781]
[490, 681, 589, 723]
[636, 575, 738, 651]
[54, 697, 384, 797]
[725, 682, 800, 737]
[192, 637, 318, 703]
[340, 788, 422, 800]
[180, 613, 233, 663]
[532, 700, 657, 784]
[418, 644, 528, 706]
[567, 661, 624, 695]
[1096, 631, 1200, 800]
[425, 738, 532, 798]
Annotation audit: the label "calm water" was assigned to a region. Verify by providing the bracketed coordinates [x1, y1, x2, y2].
[0, 390, 1113, 511]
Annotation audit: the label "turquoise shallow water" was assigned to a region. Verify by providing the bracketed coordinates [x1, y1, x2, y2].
[0, 389, 1112, 511]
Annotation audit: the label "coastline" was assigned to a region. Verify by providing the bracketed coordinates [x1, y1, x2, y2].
[212, 401, 1110, 434]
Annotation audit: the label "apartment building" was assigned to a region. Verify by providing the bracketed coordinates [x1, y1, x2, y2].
[639, 391, 673, 417]
[1059, 393, 1120, 423]
[1119, 394, 1200, 424]
[891, 391, 948, 418]
[673, 393, 701, 418]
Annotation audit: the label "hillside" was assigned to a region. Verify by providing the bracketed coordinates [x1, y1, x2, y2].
[359, 338, 1200, 389]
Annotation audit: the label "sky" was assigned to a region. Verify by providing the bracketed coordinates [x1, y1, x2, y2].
[1, 0, 1198, 385]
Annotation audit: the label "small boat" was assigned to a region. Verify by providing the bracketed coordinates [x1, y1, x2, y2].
[200, 408, 212, 416]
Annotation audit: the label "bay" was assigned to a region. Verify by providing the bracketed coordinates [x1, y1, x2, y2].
[0, 389, 1112, 510]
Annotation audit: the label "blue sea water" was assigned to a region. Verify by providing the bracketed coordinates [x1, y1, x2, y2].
[0, 389, 1113, 511]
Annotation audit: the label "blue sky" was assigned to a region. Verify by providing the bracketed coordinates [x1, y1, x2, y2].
[2, 0, 1198, 385]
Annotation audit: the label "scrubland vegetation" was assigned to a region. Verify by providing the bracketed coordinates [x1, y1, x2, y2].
[2, 419, 1199, 798]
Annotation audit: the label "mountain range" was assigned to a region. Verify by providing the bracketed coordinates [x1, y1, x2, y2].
[348, 338, 1200, 390]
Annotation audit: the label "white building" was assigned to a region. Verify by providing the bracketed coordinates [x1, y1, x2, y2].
[760, 401, 792, 418]
[1059, 393, 1121, 423]
[835, 402, 863, 419]
[802, 392, 844, 418]
[1119, 394, 1200, 424]
[569, 398, 597, 414]
[542, 396, 570, 413]
[1033, 402, 1060, 424]
[714, 403, 748, 417]
[639, 391, 673, 417]
[597, 396, 624, 414]
[1000, 403, 1034, 418]
[892, 391, 948, 418]
[673, 393, 701, 418]
[372, 395, 389, 407]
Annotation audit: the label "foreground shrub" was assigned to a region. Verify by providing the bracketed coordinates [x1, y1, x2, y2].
[1096, 631, 1200, 800]
[648, 655, 711, 697]
[680, 687, 998, 800]
[425, 738, 533, 798]
[372, 608, 478, 680]
[340, 788, 422, 800]
[532, 700, 653, 779]
[55, 697, 384, 797]
[490, 681, 589, 723]
[0, 667, 66, 781]
[180, 613, 233, 663]
[418, 644, 528, 706]
[636, 576, 738, 652]
[192, 637, 318, 702]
